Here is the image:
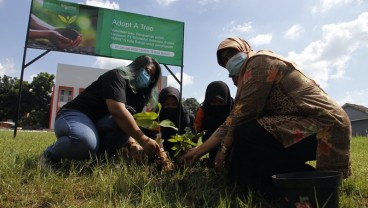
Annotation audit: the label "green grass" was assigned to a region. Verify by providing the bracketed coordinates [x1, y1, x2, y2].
[0, 130, 367, 208]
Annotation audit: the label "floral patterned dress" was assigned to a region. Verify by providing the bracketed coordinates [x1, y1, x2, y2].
[220, 50, 351, 177]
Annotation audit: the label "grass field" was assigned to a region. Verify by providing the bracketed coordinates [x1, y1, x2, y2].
[0, 130, 367, 207]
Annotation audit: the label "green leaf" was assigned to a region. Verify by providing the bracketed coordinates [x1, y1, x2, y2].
[148, 122, 160, 130]
[133, 111, 158, 120]
[58, 15, 68, 24]
[171, 135, 183, 142]
[68, 16, 77, 24]
[184, 140, 197, 146]
[159, 119, 178, 130]
[135, 119, 155, 129]
[167, 138, 178, 143]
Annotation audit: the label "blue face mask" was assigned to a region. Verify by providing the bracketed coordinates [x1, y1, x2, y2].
[136, 69, 151, 89]
[225, 52, 247, 77]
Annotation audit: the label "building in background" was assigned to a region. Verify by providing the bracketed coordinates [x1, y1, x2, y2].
[49, 64, 167, 130]
[342, 103, 368, 137]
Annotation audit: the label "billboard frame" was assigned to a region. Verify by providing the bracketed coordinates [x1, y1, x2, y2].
[14, 0, 185, 137]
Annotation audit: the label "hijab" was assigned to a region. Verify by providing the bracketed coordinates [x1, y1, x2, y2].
[216, 37, 255, 68]
[158, 87, 193, 157]
[158, 87, 190, 134]
[201, 81, 233, 140]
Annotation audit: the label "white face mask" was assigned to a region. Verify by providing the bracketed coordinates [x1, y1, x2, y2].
[225, 52, 247, 77]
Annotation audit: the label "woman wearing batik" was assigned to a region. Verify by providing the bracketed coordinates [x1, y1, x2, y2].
[183, 37, 351, 195]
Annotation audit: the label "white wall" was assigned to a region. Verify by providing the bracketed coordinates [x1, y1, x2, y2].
[49, 64, 108, 129]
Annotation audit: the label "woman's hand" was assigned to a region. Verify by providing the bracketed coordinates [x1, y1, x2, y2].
[181, 147, 201, 166]
[129, 142, 145, 162]
[48, 31, 82, 49]
[214, 150, 227, 172]
[140, 137, 161, 159]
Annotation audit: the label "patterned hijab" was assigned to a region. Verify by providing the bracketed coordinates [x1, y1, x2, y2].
[216, 37, 255, 67]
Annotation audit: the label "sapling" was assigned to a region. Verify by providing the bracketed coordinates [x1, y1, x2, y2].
[168, 128, 205, 159]
[133, 103, 176, 171]
[133, 104, 205, 167]
[55, 14, 80, 41]
[58, 14, 77, 26]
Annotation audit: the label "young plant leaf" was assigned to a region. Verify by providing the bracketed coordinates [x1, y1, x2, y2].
[58, 15, 68, 24]
[68, 16, 77, 24]
[133, 111, 158, 120]
[159, 119, 178, 130]
[184, 140, 197, 146]
[135, 119, 156, 129]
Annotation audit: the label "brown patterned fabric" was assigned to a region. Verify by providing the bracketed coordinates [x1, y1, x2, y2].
[216, 49, 351, 178]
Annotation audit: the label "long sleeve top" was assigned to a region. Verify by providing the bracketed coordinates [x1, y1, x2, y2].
[215, 50, 351, 177]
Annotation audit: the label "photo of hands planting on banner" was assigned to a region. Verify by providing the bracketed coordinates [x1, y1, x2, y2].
[27, 0, 184, 66]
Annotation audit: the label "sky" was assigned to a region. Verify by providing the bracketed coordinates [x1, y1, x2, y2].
[0, 0, 367, 106]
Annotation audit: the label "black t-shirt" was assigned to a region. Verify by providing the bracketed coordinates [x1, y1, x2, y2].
[63, 69, 145, 122]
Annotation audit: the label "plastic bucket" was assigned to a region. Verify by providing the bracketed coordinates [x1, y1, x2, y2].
[272, 171, 342, 208]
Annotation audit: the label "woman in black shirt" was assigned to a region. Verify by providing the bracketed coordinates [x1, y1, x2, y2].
[40, 55, 162, 165]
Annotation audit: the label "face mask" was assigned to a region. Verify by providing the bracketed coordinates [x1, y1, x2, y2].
[210, 105, 227, 113]
[136, 69, 151, 89]
[160, 108, 179, 123]
[225, 52, 247, 77]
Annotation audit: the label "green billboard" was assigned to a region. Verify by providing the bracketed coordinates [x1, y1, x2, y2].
[27, 0, 184, 66]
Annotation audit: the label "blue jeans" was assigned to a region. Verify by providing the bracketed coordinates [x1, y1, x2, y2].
[45, 108, 129, 161]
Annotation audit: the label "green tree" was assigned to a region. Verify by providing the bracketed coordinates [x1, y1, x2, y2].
[23, 72, 55, 129]
[182, 97, 200, 116]
[0, 75, 29, 122]
[0, 73, 54, 129]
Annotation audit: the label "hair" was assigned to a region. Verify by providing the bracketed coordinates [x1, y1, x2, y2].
[116, 55, 162, 104]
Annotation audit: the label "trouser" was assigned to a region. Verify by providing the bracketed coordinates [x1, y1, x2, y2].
[45, 108, 129, 161]
[228, 120, 317, 192]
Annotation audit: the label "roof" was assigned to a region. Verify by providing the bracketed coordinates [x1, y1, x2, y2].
[342, 103, 368, 114]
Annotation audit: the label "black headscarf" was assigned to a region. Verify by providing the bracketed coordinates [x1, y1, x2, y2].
[201, 81, 233, 141]
[158, 87, 193, 157]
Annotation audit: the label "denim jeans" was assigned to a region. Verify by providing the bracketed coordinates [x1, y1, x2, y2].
[45, 108, 129, 161]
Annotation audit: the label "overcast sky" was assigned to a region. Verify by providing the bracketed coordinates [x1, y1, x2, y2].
[0, 0, 367, 106]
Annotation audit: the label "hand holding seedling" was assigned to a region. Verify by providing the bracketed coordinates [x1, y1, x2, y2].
[48, 31, 82, 49]
[29, 14, 82, 49]
[181, 147, 202, 166]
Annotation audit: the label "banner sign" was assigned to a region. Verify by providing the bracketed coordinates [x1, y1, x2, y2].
[27, 0, 184, 66]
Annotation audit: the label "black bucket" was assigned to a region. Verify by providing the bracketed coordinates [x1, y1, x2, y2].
[272, 171, 342, 208]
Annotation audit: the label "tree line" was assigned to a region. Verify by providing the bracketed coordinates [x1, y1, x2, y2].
[0, 73, 55, 129]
